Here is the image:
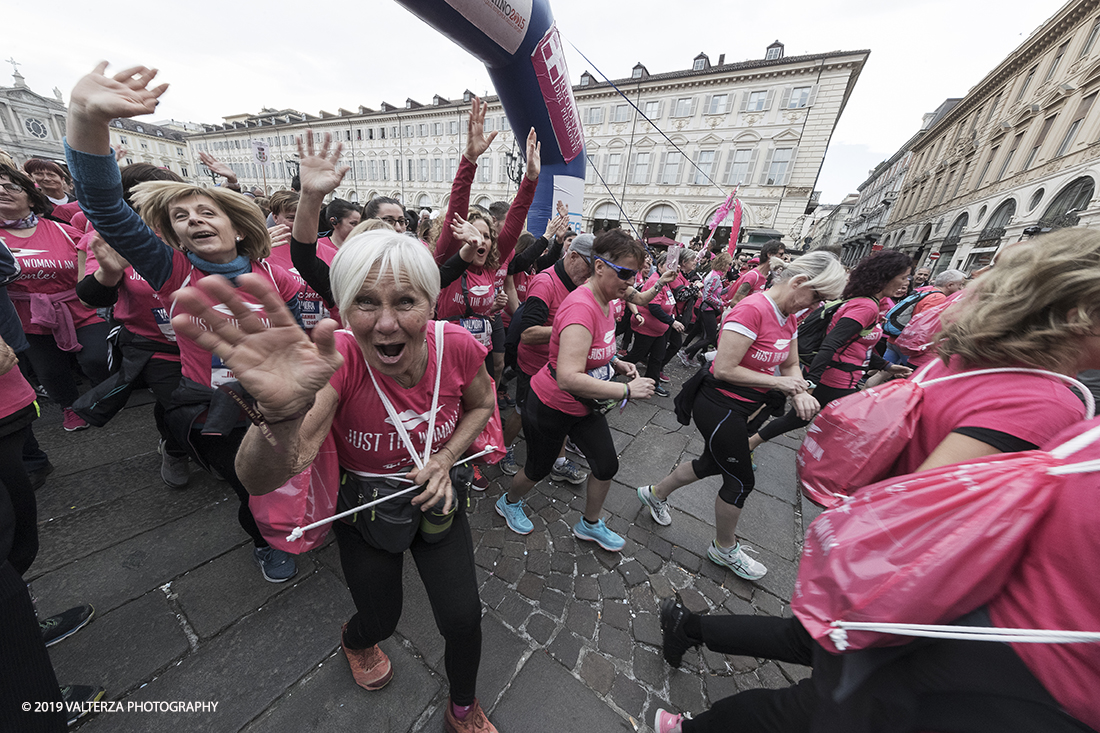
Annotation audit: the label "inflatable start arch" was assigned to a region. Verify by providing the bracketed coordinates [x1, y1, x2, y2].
[393, 0, 587, 236]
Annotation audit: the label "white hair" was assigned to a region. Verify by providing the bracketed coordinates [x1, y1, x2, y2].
[330, 230, 441, 315]
[933, 269, 967, 287]
[775, 251, 847, 300]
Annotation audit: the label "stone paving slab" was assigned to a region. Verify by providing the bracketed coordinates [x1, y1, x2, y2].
[28, 353, 817, 732]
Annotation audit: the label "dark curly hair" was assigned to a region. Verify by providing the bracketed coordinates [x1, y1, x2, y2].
[841, 250, 913, 299]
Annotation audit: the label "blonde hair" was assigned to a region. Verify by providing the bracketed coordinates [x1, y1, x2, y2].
[711, 252, 733, 272]
[775, 251, 846, 300]
[347, 218, 395, 240]
[936, 229, 1100, 370]
[330, 230, 441, 315]
[130, 182, 270, 260]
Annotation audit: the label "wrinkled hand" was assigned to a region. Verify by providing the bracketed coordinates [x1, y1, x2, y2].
[296, 131, 348, 197]
[627, 376, 655, 400]
[406, 451, 456, 513]
[888, 364, 913, 377]
[114, 146, 128, 162]
[267, 224, 290, 248]
[633, 311, 644, 326]
[774, 375, 810, 397]
[612, 359, 638, 379]
[170, 273, 344, 421]
[673, 321, 685, 333]
[490, 291, 508, 313]
[89, 234, 130, 276]
[792, 392, 820, 422]
[0, 338, 17, 376]
[657, 268, 677, 286]
[542, 210, 569, 241]
[70, 62, 168, 122]
[463, 96, 498, 162]
[524, 128, 541, 181]
[197, 151, 236, 182]
[450, 213, 485, 251]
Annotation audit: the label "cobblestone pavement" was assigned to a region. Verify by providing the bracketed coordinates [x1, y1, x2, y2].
[32, 358, 818, 732]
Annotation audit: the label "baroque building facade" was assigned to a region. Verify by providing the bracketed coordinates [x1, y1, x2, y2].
[882, 0, 1100, 274]
[0, 66, 68, 166]
[108, 118, 197, 181]
[185, 43, 868, 249]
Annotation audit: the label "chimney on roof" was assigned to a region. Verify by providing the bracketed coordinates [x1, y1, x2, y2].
[718, 53, 725, 65]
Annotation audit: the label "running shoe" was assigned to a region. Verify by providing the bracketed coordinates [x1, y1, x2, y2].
[677, 350, 695, 368]
[707, 540, 768, 580]
[659, 372, 671, 383]
[495, 494, 533, 535]
[572, 517, 625, 552]
[341, 623, 393, 690]
[62, 407, 89, 432]
[499, 445, 519, 476]
[471, 464, 490, 491]
[564, 437, 586, 459]
[654, 384, 670, 398]
[159, 439, 190, 489]
[497, 391, 515, 410]
[637, 485, 672, 526]
[62, 685, 106, 726]
[28, 461, 54, 491]
[41, 604, 94, 647]
[550, 458, 587, 485]
[254, 546, 298, 583]
[750, 449, 757, 472]
[654, 708, 689, 733]
[444, 697, 498, 733]
[659, 596, 699, 668]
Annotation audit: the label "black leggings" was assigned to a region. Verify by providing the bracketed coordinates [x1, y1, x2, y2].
[141, 358, 189, 459]
[662, 326, 684, 370]
[756, 384, 856, 442]
[23, 322, 111, 409]
[684, 309, 719, 359]
[0, 422, 36, 575]
[625, 331, 668, 380]
[683, 614, 1093, 733]
[689, 391, 758, 508]
[521, 391, 619, 482]
[0, 564, 65, 733]
[189, 429, 267, 547]
[334, 515, 482, 705]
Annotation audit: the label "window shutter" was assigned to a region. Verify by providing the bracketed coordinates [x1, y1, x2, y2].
[784, 147, 799, 185]
[691, 150, 701, 184]
[703, 95, 712, 114]
[658, 152, 667, 184]
[764, 89, 776, 111]
[740, 94, 749, 113]
[711, 151, 723, 186]
[627, 154, 637, 184]
[760, 149, 774, 184]
[582, 108, 590, 124]
[727, 93, 736, 113]
[690, 97, 698, 117]
[806, 84, 819, 107]
[779, 87, 792, 110]
[724, 152, 735, 184]
[747, 148, 760, 184]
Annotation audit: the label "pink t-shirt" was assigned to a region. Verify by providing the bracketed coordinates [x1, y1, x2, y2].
[712, 292, 797, 403]
[0, 363, 36, 420]
[328, 323, 487, 473]
[6, 219, 101, 334]
[83, 246, 180, 362]
[729, 268, 765, 302]
[265, 244, 329, 331]
[436, 266, 498, 349]
[162, 251, 300, 387]
[988, 434, 1100, 731]
[890, 357, 1089, 476]
[531, 286, 617, 416]
[516, 267, 572, 377]
[632, 273, 674, 338]
[819, 297, 884, 390]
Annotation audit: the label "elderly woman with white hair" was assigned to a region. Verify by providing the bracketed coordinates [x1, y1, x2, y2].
[171, 229, 500, 733]
[636, 252, 847, 581]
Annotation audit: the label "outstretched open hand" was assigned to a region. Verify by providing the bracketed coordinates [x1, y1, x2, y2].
[197, 151, 237, 181]
[296, 131, 349, 197]
[70, 62, 168, 123]
[463, 96, 498, 162]
[170, 274, 344, 420]
[524, 128, 541, 181]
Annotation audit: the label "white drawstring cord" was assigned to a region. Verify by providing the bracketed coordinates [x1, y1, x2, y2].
[828, 621, 1100, 652]
[285, 445, 498, 541]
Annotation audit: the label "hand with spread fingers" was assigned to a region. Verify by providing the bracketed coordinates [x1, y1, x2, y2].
[69, 61, 169, 123]
[170, 273, 344, 421]
[197, 151, 238, 182]
[296, 131, 349, 197]
[463, 96, 498, 163]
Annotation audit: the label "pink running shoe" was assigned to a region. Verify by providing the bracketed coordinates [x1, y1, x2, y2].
[63, 408, 89, 432]
[654, 708, 688, 733]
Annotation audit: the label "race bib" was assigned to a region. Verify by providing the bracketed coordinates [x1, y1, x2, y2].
[152, 307, 177, 342]
[211, 354, 235, 387]
[586, 363, 614, 382]
[299, 297, 329, 331]
[459, 316, 493, 347]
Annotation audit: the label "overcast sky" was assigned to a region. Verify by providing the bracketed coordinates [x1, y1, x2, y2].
[5, 0, 1063, 204]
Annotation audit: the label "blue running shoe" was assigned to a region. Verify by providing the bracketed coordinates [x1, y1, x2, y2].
[572, 517, 624, 552]
[495, 494, 533, 535]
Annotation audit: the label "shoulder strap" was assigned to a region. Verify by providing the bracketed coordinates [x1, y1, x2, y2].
[49, 219, 78, 247]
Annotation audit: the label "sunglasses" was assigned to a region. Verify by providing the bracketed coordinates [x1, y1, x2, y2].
[0, 182, 25, 193]
[595, 255, 637, 281]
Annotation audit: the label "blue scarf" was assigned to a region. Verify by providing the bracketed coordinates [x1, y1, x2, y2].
[187, 252, 252, 284]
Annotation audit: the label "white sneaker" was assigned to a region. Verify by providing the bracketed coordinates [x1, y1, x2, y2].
[707, 541, 767, 580]
[636, 485, 672, 526]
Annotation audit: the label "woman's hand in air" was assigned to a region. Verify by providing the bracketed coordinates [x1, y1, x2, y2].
[70, 62, 168, 122]
[296, 131, 349, 197]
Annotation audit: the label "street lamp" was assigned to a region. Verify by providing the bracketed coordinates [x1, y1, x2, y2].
[285, 158, 300, 178]
[503, 149, 524, 186]
[198, 162, 218, 187]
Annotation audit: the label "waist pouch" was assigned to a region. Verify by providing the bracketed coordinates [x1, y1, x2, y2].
[548, 363, 619, 415]
[337, 464, 473, 553]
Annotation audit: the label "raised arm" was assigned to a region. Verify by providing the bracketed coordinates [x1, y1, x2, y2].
[434, 96, 497, 265]
[65, 62, 175, 288]
[290, 131, 349, 306]
[495, 128, 540, 263]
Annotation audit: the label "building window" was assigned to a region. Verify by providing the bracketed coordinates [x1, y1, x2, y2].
[643, 100, 660, 119]
[180, 166, 188, 177]
[659, 152, 682, 184]
[484, 117, 494, 132]
[501, 117, 510, 131]
[644, 204, 679, 240]
[1024, 115, 1057, 169]
[1039, 176, 1094, 228]
[629, 152, 651, 184]
[584, 107, 603, 124]
[368, 160, 377, 181]
[585, 154, 599, 184]
[726, 148, 754, 185]
[433, 122, 443, 136]
[672, 98, 694, 117]
[176, 147, 184, 155]
[1016, 65, 1038, 101]
[746, 91, 768, 112]
[406, 159, 414, 182]
[765, 46, 782, 61]
[477, 157, 492, 183]
[432, 158, 443, 181]
[951, 161, 969, 199]
[764, 147, 793, 185]
[446, 158, 457, 181]
[706, 94, 728, 114]
[380, 159, 389, 180]
[592, 201, 621, 232]
[1028, 188, 1045, 211]
[1082, 16, 1100, 58]
[1057, 92, 1097, 157]
[419, 159, 429, 181]
[605, 152, 623, 184]
[693, 58, 706, 71]
[996, 133, 1025, 182]
[979, 199, 1017, 241]
[119, 135, 128, 145]
[788, 86, 812, 108]
[613, 104, 631, 123]
[631, 67, 643, 79]
[418, 124, 427, 137]
[1044, 42, 1069, 83]
[693, 150, 716, 184]
[449, 120, 458, 134]
[977, 146, 999, 187]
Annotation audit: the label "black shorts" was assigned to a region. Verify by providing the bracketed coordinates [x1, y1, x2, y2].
[492, 313, 505, 353]
[515, 369, 532, 417]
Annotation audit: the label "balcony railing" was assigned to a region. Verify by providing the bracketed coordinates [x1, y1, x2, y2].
[1036, 211, 1080, 230]
[975, 227, 1004, 243]
[942, 234, 962, 247]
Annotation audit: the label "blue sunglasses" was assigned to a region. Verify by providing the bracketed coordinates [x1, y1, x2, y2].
[595, 256, 637, 281]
